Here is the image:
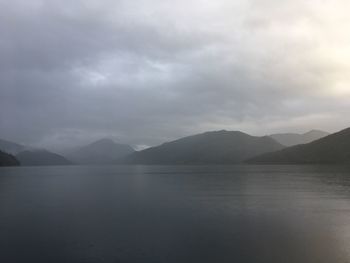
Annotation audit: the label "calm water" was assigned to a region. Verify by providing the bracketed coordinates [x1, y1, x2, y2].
[1, 165, 350, 263]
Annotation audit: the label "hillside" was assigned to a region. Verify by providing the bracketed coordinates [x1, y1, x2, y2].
[247, 127, 350, 164]
[122, 130, 284, 164]
[16, 150, 72, 166]
[0, 150, 20, 166]
[0, 139, 27, 155]
[67, 139, 134, 164]
[269, 130, 329, 147]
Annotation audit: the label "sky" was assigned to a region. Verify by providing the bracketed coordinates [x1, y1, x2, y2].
[1, 0, 350, 150]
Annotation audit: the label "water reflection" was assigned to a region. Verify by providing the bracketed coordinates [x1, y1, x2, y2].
[0, 165, 350, 262]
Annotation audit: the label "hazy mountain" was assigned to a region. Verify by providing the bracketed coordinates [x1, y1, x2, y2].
[247, 127, 350, 164]
[16, 150, 72, 166]
[0, 138, 70, 166]
[0, 139, 27, 155]
[269, 130, 330, 147]
[0, 150, 20, 166]
[67, 139, 135, 165]
[121, 130, 284, 164]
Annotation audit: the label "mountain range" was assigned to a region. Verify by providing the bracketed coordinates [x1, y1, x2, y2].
[269, 130, 329, 146]
[0, 139, 28, 155]
[0, 138, 135, 166]
[247, 127, 350, 164]
[16, 150, 72, 166]
[0, 140, 71, 166]
[121, 130, 284, 164]
[1, 128, 345, 166]
[65, 138, 135, 165]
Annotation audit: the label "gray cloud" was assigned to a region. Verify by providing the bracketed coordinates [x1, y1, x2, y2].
[1, 0, 350, 150]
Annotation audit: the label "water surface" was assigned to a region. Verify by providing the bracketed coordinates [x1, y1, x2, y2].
[1, 165, 350, 263]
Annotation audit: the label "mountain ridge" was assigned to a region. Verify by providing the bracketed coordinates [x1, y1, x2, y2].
[269, 129, 329, 147]
[121, 130, 284, 164]
[0, 139, 28, 155]
[16, 150, 72, 166]
[66, 138, 134, 165]
[247, 127, 350, 164]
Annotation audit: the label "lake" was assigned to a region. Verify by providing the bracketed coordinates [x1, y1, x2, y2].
[1, 165, 350, 263]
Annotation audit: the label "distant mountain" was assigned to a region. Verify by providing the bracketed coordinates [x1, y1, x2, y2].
[0, 150, 20, 166]
[0, 139, 27, 155]
[269, 130, 329, 147]
[67, 139, 135, 165]
[121, 130, 284, 165]
[247, 127, 350, 164]
[16, 150, 72, 166]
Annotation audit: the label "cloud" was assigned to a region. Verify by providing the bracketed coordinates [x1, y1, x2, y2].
[1, 0, 350, 150]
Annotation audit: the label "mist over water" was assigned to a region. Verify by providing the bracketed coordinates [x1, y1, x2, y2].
[1, 165, 350, 263]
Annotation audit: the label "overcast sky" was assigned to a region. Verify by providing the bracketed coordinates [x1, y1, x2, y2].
[1, 0, 350, 150]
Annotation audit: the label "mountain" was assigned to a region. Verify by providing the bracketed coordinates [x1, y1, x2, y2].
[269, 130, 329, 147]
[16, 150, 72, 166]
[247, 127, 350, 164]
[121, 130, 284, 165]
[67, 139, 135, 165]
[0, 138, 70, 166]
[0, 150, 20, 166]
[0, 139, 27, 155]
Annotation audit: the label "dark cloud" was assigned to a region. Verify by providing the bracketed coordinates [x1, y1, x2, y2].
[1, 0, 349, 150]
